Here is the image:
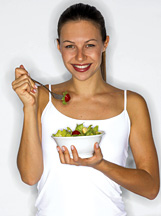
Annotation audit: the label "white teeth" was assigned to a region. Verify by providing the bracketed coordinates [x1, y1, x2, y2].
[74, 64, 90, 69]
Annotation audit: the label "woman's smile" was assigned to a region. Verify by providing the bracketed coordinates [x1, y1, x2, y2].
[72, 63, 92, 72]
[57, 20, 108, 81]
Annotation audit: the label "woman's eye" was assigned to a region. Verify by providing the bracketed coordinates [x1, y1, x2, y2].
[86, 44, 95, 48]
[65, 45, 75, 49]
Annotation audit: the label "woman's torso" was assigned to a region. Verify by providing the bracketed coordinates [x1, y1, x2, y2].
[35, 84, 130, 216]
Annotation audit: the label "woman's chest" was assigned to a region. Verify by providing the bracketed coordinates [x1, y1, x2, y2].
[53, 98, 124, 120]
[42, 105, 130, 167]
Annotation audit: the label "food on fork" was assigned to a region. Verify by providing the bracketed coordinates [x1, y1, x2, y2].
[62, 91, 71, 104]
[19, 65, 71, 105]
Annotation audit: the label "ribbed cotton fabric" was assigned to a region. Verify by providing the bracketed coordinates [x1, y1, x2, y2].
[35, 86, 130, 216]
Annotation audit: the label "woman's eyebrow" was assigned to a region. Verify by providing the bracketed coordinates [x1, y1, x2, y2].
[63, 39, 97, 43]
[85, 39, 97, 43]
[63, 40, 75, 43]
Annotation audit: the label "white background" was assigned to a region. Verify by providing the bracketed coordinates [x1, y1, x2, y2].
[0, 0, 161, 215]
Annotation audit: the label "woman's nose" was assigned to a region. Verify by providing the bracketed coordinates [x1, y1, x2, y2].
[75, 48, 86, 62]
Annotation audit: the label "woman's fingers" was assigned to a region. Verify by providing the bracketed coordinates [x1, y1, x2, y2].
[12, 81, 37, 106]
[20, 64, 25, 69]
[12, 76, 31, 91]
[57, 146, 72, 164]
[15, 82, 31, 95]
[57, 146, 66, 164]
[12, 74, 36, 93]
[12, 76, 37, 97]
[12, 64, 39, 106]
[57, 145, 80, 165]
[57, 143, 103, 167]
[14, 64, 36, 90]
[71, 145, 79, 163]
[93, 142, 103, 158]
[15, 65, 28, 79]
[62, 146, 71, 164]
[12, 65, 38, 105]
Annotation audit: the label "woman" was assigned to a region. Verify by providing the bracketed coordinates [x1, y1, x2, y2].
[12, 3, 159, 216]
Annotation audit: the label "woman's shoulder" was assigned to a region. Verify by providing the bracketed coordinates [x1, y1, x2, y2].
[51, 80, 71, 93]
[37, 85, 49, 115]
[127, 90, 147, 107]
[104, 83, 147, 102]
[38, 80, 70, 100]
[126, 90, 149, 123]
[37, 80, 70, 111]
[105, 84, 149, 119]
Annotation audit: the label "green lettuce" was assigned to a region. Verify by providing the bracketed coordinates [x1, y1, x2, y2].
[52, 123, 101, 137]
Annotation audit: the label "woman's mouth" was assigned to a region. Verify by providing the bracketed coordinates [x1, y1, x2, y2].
[72, 64, 92, 72]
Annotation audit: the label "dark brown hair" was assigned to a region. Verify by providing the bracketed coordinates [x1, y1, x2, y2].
[57, 3, 107, 81]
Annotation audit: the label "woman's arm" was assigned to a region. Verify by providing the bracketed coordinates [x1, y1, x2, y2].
[57, 91, 160, 199]
[94, 92, 160, 199]
[12, 65, 44, 185]
[17, 104, 43, 185]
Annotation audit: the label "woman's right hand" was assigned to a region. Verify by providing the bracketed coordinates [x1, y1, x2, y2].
[12, 65, 38, 107]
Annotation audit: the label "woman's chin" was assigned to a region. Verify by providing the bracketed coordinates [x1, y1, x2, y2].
[71, 70, 99, 82]
[73, 74, 93, 81]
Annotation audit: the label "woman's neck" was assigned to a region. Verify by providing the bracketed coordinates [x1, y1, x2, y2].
[68, 72, 107, 98]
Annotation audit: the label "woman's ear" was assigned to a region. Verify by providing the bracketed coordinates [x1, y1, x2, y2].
[57, 39, 61, 52]
[103, 35, 109, 51]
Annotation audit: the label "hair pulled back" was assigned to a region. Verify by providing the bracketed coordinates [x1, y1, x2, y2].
[57, 3, 107, 81]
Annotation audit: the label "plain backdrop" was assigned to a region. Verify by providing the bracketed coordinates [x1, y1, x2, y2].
[0, 0, 161, 215]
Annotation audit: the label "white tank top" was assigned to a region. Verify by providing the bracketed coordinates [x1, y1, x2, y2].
[35, 86, 130, 216]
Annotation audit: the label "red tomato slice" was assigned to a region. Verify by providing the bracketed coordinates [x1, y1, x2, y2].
[72, 130, 81, 135]
[65, 94, 70, 102]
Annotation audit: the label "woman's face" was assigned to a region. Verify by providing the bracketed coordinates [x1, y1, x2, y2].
[57, 20, 108, 81]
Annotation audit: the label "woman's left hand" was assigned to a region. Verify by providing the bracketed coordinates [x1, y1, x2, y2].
[57, 142, 103, 168]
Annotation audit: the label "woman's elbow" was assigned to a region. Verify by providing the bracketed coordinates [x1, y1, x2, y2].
[147, 183, 160, 200]
[21, 175, 40, 186]
[19, 170, 43, 186]
[18, 165, 43, 186]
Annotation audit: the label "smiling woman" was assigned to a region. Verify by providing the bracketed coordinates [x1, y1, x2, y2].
[12, 2, 160, 216]
[57, 20, 109, 81]
[57, 3, 107, 81]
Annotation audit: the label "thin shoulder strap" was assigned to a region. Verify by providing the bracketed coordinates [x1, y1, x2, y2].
[48, 84, 51, 102]
[124, 90, 127, 110]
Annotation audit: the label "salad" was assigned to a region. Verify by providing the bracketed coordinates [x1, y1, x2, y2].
[62, 91, 70, 105]
[52, 123, 102, 137]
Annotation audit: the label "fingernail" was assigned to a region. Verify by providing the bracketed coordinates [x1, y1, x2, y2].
[96, 143, 99, 148]
[34, 84, 38, 89]
[56, 147, 59, 152]
[33, 88, 37, 93]
[71, 145, 74, 150]
[62, 146, 65, 152]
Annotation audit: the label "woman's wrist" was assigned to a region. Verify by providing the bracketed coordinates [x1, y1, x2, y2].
[23, 104, 38, 114]
[92, 158, 107, 171]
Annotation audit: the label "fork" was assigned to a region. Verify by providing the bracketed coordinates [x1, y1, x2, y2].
[31, 78, 63, 100]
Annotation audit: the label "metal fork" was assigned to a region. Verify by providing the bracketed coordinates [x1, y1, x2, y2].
[31, 78, 63, 100]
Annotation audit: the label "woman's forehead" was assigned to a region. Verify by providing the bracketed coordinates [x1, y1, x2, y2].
[59, 20, 102, 41]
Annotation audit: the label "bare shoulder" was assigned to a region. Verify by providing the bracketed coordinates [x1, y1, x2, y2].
[127, 90, 150, 125]
[51, 80, 71, 93]
[127, 90, 147, 108]
[37, 81, 70, 113]
[37, 85, 49, 115]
